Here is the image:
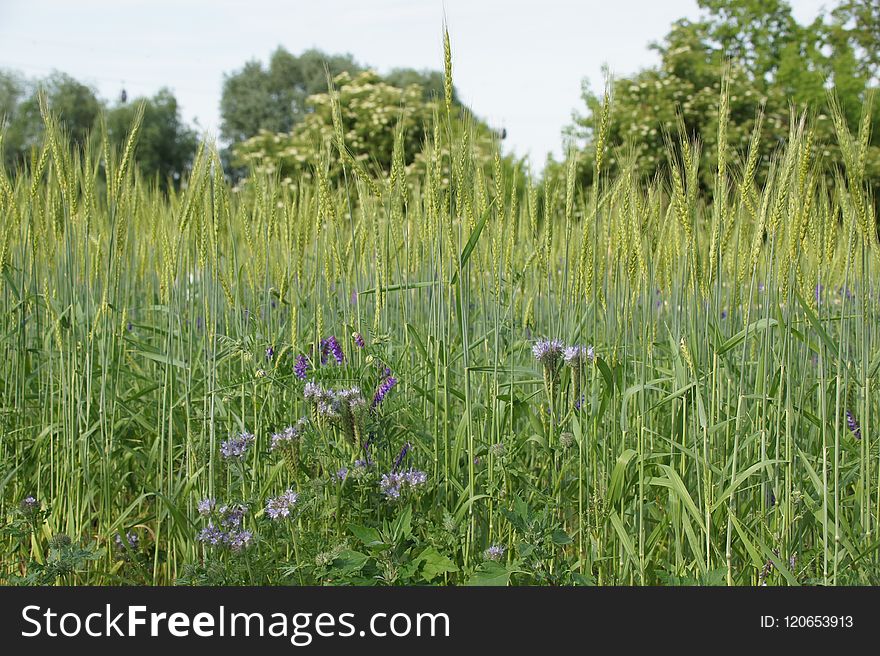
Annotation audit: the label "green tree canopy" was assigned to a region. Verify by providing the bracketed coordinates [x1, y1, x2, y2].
[219, 48, 364, 144]
[105, 88, 198, 187]
[561, 0, 879, 190]
[1, 72, 101, 170]
[219, 47, 464, 149]
[232, 69, 505, 188]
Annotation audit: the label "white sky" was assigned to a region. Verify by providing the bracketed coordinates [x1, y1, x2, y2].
[0, 0, 829, 167]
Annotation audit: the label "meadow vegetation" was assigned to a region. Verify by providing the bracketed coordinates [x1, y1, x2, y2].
[1, 29, 879, 586]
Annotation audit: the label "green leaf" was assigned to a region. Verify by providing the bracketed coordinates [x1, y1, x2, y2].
[349, 524, 383, 548]
[332, 550, 369, 575]
[451, 200, 496, 285]
[417, 547, 458, 582]
[608, 448, 637, 507]
[465, 561, 510, 586]
[716, 318, 778, 355]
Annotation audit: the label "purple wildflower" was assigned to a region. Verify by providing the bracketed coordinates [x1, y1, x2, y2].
[335, 467, 349, 482]
[484, 545, 506, 561]
[20, 496, 38, 514]
[352, 332, 366, 348]
[379, 472, 405, 499]
[198, 523, 225, 546]
[114, 531, 139, 552]
[227, 530, 253, 552]
[270, 418, 309, 450]
[266, 346, 275, 360]
[220, 432, 255, 459]
[379, 468, 427, 499]
[265, 489, 299, 519]
[372, 376, 397, 408]
[303, 381, 322, 401]
[563, 345, 595, 365]
[392, 442, 411, 471]
[218, 503, 248, 528]
[294, 354, 310, 380]
[532, 339, 564, 365]
[197, 497, 216, 516]
[320, 335, 344, 365]
[846, 410, 862, 440]
[404, 469, 427, 486]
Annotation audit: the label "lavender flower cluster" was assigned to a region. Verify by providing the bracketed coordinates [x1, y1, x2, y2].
[372, 375, 397, 408]
[379, 468, 428, 499]
[197, 500, 253, 552]
[532, 338, 564, 365]
[563, 344, 596, 365]
[294, 354, 310, 380]
[320, 335, 345, 365]
[846, 410, 862, 440]
[270, 417, 309, 451]
[305, 383, 366, 419]
[220, 431, 255, 459]
[114, 530, 139, 552]
[533, 339, 596, 367]
[264, 489, 299, 520]
[484, 545, 506, 561]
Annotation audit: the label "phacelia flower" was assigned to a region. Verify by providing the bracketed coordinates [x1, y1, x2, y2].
[563, 345, 595, 365]
[198, 523, 225, 546]
[294, 354, 310, 380]
[846, 410, 862, 440]
[197, 497, 216, 516]
[335, 467, 349, 482]
[227, 530, 253, 552]
[532, 339, 564, 365]
[484, 545, 506, 561]
[265, 346, 275, 360]
[265, 489, 299, 520]
[379, 468, 428, 499]
[303, 381, 322, 401]
[20, 496, 38, 515]
[220, 432, 255, 459]
[49, 533, 72, 549]
[372, 376, 398, 408]
[218, 503, 248, 528]
[114, 531, 139, 552]
[352, 332, 366, 348]
[270, 418, 309, 451]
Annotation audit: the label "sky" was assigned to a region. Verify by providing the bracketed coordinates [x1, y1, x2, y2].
[0, 0, 830, 167]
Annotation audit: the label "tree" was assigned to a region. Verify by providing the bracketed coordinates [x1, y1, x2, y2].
[385, 68, 452, 103]
[0, 71, 26, 169]
[220, 48, 363, 144]
[105, 88, 198, 188]
[561, 0, 879, 190]
[232, 70, 502, 188]
[1, 71, 101, 169]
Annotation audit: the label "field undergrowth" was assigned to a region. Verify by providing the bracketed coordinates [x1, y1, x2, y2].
[1, 42, 879, 585]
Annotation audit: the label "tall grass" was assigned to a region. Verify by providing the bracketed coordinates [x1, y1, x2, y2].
[1, 53, 878, 585]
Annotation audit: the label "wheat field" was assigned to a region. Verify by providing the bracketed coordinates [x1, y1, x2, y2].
[1, 40, 879, 585]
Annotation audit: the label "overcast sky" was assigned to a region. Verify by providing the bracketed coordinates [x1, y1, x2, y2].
[0, 0, 829, 167]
